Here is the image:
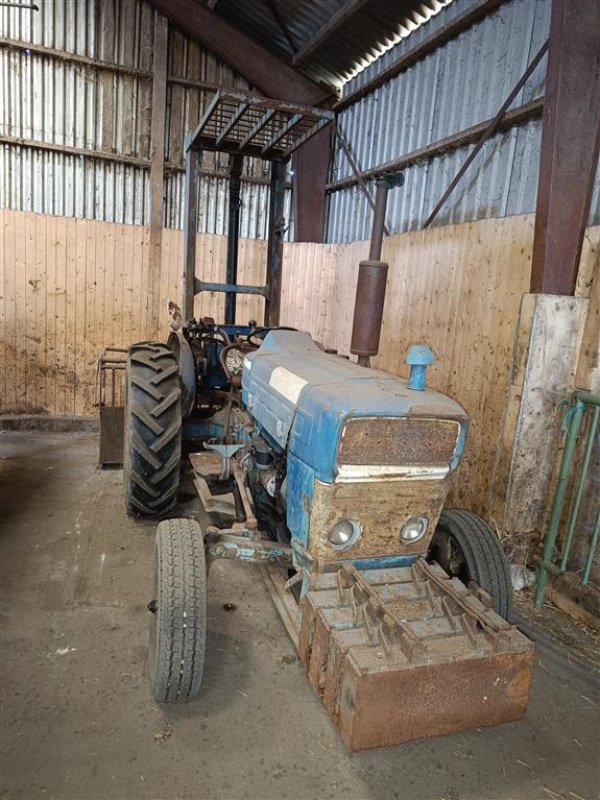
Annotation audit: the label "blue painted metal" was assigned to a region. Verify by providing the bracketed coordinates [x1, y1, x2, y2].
[405, 344, 436, 391]
[286, 454, 315, 548]
[185, 328, 470, 578]
[207, 533, 293, 565]
[340, 555, 418, 571]
[243, 331, 466, 483]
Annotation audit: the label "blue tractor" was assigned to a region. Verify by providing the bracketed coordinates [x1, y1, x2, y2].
[122, 93, 531, 750]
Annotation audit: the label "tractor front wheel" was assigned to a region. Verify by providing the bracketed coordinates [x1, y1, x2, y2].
[123, 341, 182, 516]
[148, 518, 207, 703]
[428, 509, 512, 620]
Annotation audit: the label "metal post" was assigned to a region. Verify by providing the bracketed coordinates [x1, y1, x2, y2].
[182, 148, 200, 321]
[369, 179, 391, 260]
[265, 159, 286, 326]
[535, 401, 584, 606]
[530, 0, 600, 295]
[225, 155, 243, 324]
[558, 405, 600, 571]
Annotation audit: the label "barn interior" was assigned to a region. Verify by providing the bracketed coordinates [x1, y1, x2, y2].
[0, 0, 599, 798]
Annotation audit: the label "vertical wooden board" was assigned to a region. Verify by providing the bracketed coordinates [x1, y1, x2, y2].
[34, 214, 48, 411]
[446, 217, 533, 511]
[112, 221, 126, 351]
[131, 223, 146, 342]
[306, 243, 320, 338]
[237, 237, 265, 325]
[321, 246, 339, 348]
[94, 220, 107, 384]
[312, 244, 326, 342]
[1, 211, 17, 411]
[489, 293, 537, 528]
[13, 212, 27, 411]
[282, 242, 299, 330]
[288, 244, 303, 330]
[279, 240, 293, 328]
[333, 240, 366, 355]
[82, 218, 97, 414]
[121, 222, 136, 353]
[141, 225, 156, 339]
[24, 213, 36, 410]
[293, 243, 309, 332]
[102, 220, 116, 348]
[160, 227, 177, 315]
[54, 215, 68, 415]
[73, 218, 88, 414]
[45, 215, 58, 413]
[64, 217, 78, 415]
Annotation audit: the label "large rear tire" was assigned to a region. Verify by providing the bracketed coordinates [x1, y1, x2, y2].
[123, 342, 182, 517]
[149, 518, 207, 703]
[428, 509, 512, 619]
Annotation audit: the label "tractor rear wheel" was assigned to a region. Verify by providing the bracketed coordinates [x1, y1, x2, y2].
[123, 341, 182, 517]
[428, 509, 512, 619]
[148, 518, 207, 703]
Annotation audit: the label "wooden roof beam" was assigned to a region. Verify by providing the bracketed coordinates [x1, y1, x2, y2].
[149, 0, 332, 105]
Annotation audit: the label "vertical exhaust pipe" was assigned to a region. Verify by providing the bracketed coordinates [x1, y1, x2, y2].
[350, 172, 404, 367]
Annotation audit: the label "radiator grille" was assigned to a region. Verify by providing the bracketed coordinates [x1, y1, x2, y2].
[338, 417, 460, 467]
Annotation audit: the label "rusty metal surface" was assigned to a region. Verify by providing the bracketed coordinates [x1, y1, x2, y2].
[309, 477, 452, 561]
[187, 90, 334, 161]
[299, 558, 534, 750]
[338, 417, 460, 466]
[97, 347, 127, 467]
[530, 0, 600, 295]
[350, 260, 388, 361]
[99, 407, 124, 466]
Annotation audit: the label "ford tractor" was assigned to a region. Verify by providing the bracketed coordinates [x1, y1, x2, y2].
[122, 92, 533, 750]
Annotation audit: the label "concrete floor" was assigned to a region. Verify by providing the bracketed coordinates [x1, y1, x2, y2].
[0, 431, 599, 800]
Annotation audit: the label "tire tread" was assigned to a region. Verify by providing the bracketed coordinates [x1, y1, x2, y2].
[123, 342, 182, 517]
[151, 518, 207, 703]
[436, 509, 512, 619]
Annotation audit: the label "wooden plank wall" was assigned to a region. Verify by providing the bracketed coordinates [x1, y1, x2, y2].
[0, 211, 265, 416]
[1, 208, 598, 519]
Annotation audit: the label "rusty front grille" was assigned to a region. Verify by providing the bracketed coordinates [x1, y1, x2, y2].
[338, 417, 460, 467]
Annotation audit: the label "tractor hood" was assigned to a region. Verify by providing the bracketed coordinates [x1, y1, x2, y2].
[242, 331, 467, 483]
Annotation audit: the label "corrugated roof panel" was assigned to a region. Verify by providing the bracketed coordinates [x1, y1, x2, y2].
[211, 0, 449, 87]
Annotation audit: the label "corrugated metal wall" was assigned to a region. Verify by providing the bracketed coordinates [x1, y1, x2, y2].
[327, 0, 600, 242]
[0, 0, 291, 238]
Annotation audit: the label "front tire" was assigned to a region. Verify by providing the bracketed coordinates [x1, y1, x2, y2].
[428, 509, 512, 619]
[123, 342, 182, 516]
[149, 518, 207, 703]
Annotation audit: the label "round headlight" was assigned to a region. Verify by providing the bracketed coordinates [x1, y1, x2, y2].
[328, 519, 362, 551]
[400, 516, 429, 543]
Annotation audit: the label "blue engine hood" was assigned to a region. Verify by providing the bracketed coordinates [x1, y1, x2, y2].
[242, 331, 467, 483]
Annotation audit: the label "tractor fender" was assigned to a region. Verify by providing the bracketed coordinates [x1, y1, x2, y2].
[167, 330, 196, 420]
